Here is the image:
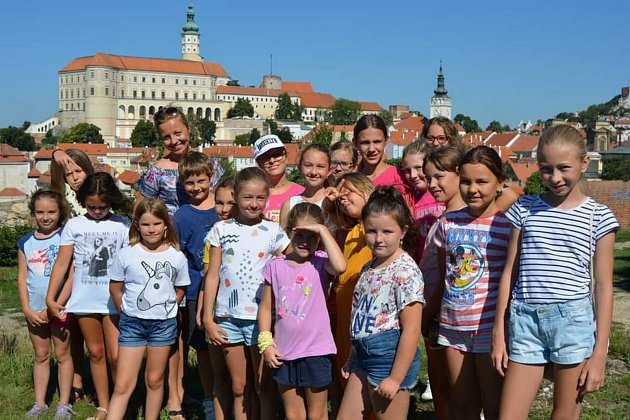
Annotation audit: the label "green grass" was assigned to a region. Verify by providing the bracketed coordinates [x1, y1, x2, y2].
[615, 229, 630, 244]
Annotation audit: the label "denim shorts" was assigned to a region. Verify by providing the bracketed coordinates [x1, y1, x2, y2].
[437, 326, 493, 353]
[118, 312, 177, 347]
[509, 297, 595, 365]
[350, 329, 421, 390]
[272, 355, 333, 388]
[215, 317, 259, 346]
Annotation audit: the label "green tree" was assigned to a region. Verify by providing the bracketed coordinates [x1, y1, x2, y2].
[59, 123, 103, 143]
[328, 99, 361, 125]
[227, 98, 254, 118]
[21, 121, 31, 131]
[524, 171, 547, 195]
[41, 129, 58, 146]
[0, 126, 36, 150]
[338, 131, 349, 143]
[486, 120, 504, 132]
[275, 93, 303, 120]
[234, 133, 250, 146]
[555, 112, 579, 122]
[214, 157, 237, 178]
[454, 114, 481, 133]
[130, 120, 158, 147]
[378, 110, 394, 127]
[250, 128, 261, 145]
[311, 124, 334, 147]
[227, 80, 240, 86]
[266, 119, 293, 143]
[287, 168, 305, 186]
[187, 114, 216, 147]
[602, 156, 630, 181]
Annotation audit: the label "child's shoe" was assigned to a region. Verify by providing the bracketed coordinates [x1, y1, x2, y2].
[421, 379, 433, 401]
[25, 403, 48, 418]
[53, 404, 75, 420]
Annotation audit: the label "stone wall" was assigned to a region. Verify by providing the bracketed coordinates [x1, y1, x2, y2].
[582, 180, 630, 228]
[0, 199, 33, 227]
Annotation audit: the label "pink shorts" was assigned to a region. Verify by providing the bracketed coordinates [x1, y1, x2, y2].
[49, 313, 77, 329]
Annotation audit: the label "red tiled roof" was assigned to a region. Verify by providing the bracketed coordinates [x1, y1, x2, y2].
[61, 52, 229, 77]
[0, 144, 28, 162]
[328, 125, 355, 132]
[0, 187, 27, 196]
[28, 167, 41, 177]
[509, 135, 539, 153]
[217, 85, 291, 97]
[203, 143, 300, 165]
[298, 92, 336, 109]
[454, 123, 465, 132]
[393, 115, 425, 132]
[117, 170, 141, 185]
[281, 82, 314, 93]
[359, 102, 383, 112]
[108, 147, 149, 154]
[485, 132, 518, 147]
[390, 130, 420, 146]
[509, 161, 538, 183]
[35, 144, 108, 159]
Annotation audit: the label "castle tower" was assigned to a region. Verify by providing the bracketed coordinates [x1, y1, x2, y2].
[181, 0, 202, 62]
[429, 62, 452, 119]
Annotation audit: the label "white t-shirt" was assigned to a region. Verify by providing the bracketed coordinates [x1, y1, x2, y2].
[61, 214, 130, 314]
[205, 219, 290, 320]
[110, 244, 190, 319]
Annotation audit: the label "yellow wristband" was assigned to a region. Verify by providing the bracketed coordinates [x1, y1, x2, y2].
[257, 330, 274, 354]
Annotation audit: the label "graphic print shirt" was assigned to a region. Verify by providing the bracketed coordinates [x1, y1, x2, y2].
[205, 219, 290, 320]
[433, 208, 510, 331]
[62, 214, 130, 314]
[18, 230, 62, 311]
[110, 244, 190, 319]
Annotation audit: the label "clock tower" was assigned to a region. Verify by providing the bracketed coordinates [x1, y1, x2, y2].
[429, 62, 452, 119]
[181, 0, 202, 62]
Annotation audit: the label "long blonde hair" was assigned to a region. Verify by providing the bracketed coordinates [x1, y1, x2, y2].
[129, 199, 180, 249]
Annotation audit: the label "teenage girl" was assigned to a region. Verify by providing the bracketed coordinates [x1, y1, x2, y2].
[420, 116, 466, 151]
[48, 173, 131, 420]
[259, 203, 346, 420]
[279, 143, 331, 229]
[492, 125, 618, 419]
[203, 167, 290, 420]
[352, 115, 413, 207]
[329, 140, 359, 183]
[401, 140, 445, 260]
[18, 190, 74, 419]
[107, 199, 190, 420]
[337, 186, 424, 420]
[429, 146, 510, 420]
[51, 149, 95, 216]
[419, 146, 467, 420]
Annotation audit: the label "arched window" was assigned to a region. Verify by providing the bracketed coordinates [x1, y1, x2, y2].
[149, 106, 156, 117]
[128, 105, 136, 119]
[214, 108, 221, 122]
[139, 106, 147, 120]
[118, 105, 126, 119]
[196, 107, 203, 118]
[187, 107, 194, 116]
[205, 108, 212, 120]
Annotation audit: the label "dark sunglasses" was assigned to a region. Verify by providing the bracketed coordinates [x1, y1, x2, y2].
[153, 106, 180, 123]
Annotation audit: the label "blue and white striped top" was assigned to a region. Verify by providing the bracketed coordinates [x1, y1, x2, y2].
[506, 195, 619, 304]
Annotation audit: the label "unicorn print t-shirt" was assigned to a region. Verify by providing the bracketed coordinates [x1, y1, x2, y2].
[62, 214, 130, 315]
[18, 231, 62, 311]
[110, 244, 190, 319]
[206, 219, 290, 320]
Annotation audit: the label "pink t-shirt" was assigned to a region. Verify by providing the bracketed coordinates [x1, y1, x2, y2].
[414, 191, 445, 260]
[262, 251, 336, 361]
[372, 165, 414, 209]
[264, 182, 305, 223]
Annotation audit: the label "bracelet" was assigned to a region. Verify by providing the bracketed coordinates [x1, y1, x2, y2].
[257, 331, 274, 354]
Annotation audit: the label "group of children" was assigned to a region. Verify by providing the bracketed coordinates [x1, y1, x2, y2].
[18, 114, 618, 420]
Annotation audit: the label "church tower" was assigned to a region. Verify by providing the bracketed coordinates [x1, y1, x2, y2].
[181, 0, 202, 62]
[429, 62, 452, 119]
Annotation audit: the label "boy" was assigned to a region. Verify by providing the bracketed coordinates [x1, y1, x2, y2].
[173, 151, 219, 420]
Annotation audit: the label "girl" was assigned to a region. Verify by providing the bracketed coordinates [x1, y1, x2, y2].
[492, 125, 618, 420]
[253, 134, 305, 223]
[18, 190, 74, 419]
[258, 203, 346, 420]
[419, 146, 467, 420]
[279, 143, 331, 229]
[48, 172, 131, 420]
[352, 115, 413, 207]
[107, 199, 190, 420]
[329, 140, 358, 183]
[429, 146, 510, 420]
[401, 140, 445, 260]
[337, 187, 424, 420]
[322, 172, 375, 386]
[420, 116, 466, 151]
[203, 167, 290, 420]
[51, 148, 95, 216]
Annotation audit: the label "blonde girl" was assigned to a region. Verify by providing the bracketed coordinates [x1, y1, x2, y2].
[492, 125, 618, 419]
[259, 203, 346, 420]
[279, 143, 331, 229]
[47, 173, 131, 420]
[329, 140, 359, 183]
[203, 167, 290, 420]
[107, 199, 190, 420]
[19, 190, 74, 419]
[337, 186, 424, 420]
[430, 146, 510, 420]
[420, 116, 465, 151]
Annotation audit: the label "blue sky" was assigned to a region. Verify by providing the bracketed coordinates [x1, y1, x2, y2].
[1, 0, 628, 129]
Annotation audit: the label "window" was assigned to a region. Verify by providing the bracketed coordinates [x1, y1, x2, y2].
[65, 76, 68, 83]
[193, 80, 197, 86]
[76, 88, 80, 97]
[120, 75, 124, 81]
[175, 78, 179, 84]
[184, 79, 188, 85]
[175, 92, 179, 100]
[105, 87, 109, 96]
[83, 89, 86, 98]
[90, 71, 95, 79]
[141, 91, 146, 99]
[152, 77, 156, 83]
[161, 91, 166, 99]
[184, 92, 188, 100]
[202, 93, 206, 100]
[60, 91, 64, 99]
[105, 72, 109, 80]
[70, 90, 73, 99]
[193, 93, 197, 100]
[142, 76, 146, 82]
[90, 87, 95, 95]
[162, 77, 166, 84]
[151, 91, 156, 99]
[82, 75, 86, 82]
[133, 90, 137, 98]
[121, 89, 124, 98]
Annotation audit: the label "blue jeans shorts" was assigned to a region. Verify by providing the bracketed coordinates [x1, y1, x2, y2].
[350, 329, 421, 390]
[215, 317, 259, 346]
[509, 297, 595, 365]
[118, 312, 177, 347]
[272, 355, 333, 388]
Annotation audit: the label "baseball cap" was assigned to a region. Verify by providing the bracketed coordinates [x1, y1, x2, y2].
[253, 134, 285, 160]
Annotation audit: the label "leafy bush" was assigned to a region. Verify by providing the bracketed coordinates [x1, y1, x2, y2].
[0, 224, 34, 267]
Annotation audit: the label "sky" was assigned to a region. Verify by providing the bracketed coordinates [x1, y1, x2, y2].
[1, 0, 629, 130]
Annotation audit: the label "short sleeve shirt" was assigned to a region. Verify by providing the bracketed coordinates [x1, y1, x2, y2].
[264, 182, 305, 223]
[17, 231, 62, 311]
[350, 251, 425, 339]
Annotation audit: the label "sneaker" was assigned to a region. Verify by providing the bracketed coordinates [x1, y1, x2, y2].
[25, 403, 48, 418]
[421, 380, 433, 401]
[54, 404, 75, 420]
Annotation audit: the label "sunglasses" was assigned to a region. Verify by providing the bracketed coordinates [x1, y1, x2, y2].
[153, 106, 180, 123]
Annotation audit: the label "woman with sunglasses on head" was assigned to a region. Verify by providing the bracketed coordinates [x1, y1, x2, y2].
[253, 134, 305, 223]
